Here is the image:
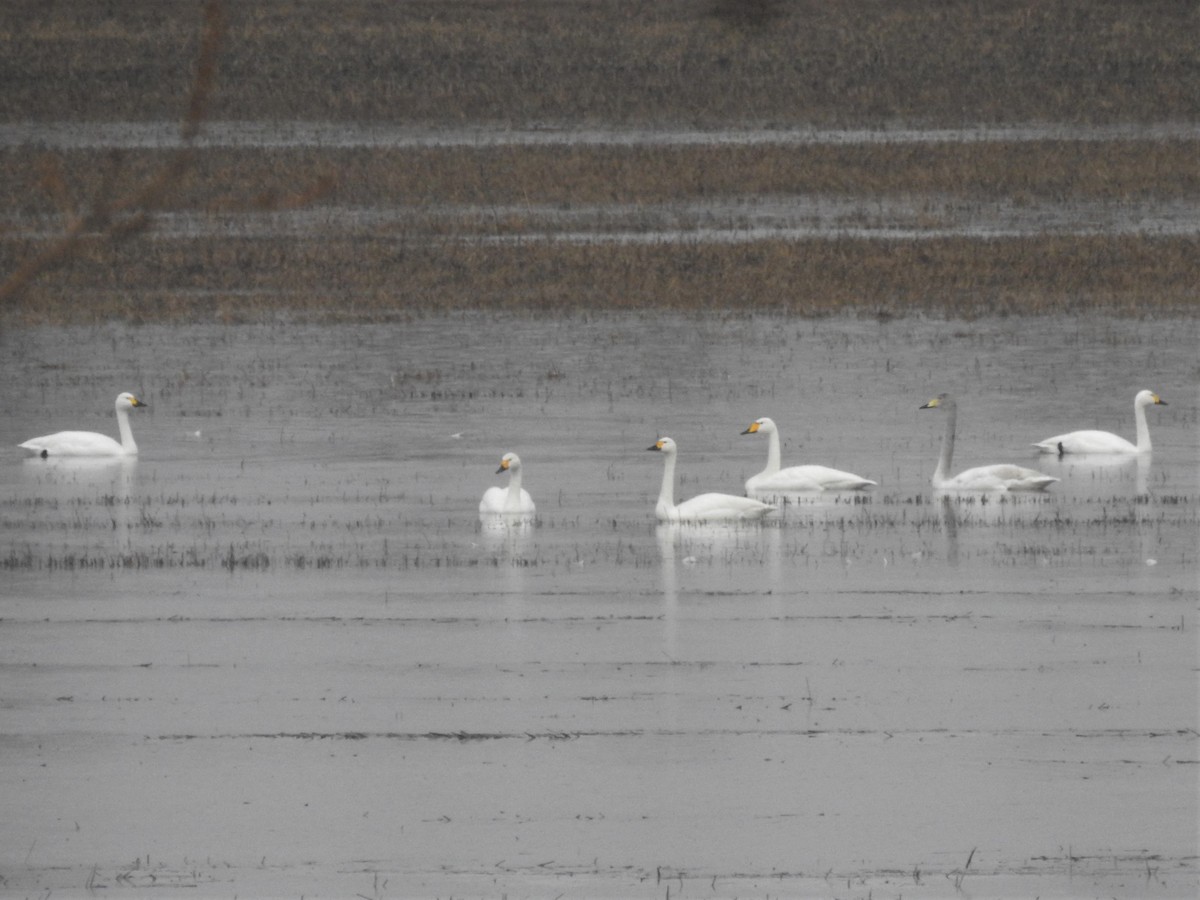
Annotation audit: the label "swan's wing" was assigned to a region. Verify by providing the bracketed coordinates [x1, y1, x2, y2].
[949, 463, 1057, 491]
[1033, 429, 1136, 454]
[19, 430, 124, 458]
[479, 486, 507, 513]
[747, 468, 823, 493]
[676, 492, 774, 521]
[787, 464, 876, 490]
[999, 466, 1059, 491]
[516, 489, 536, 514]
[749, 464, 875, 493]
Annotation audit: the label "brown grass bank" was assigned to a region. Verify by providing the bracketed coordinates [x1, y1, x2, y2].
[0, 0, 1197, 323]
[5, 234, 1195, 326]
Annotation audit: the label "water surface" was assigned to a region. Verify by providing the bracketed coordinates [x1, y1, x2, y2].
[1, 314, 1197, 898]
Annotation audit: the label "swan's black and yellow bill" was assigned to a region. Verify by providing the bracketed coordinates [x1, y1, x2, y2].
[741, 421, 761, 434]
[647, 440, 666, 452]
[1151, 393, 1167, 406]
[919, 397, 941, 410]
[496, 458, 510, 473]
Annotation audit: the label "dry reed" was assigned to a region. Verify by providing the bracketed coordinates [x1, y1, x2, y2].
[1, 0, 1197, 323]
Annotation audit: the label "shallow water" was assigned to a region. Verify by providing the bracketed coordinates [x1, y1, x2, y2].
[9, 195, 1196, 245]
[3, 120, 1198, 150]
[1, 314, 1197, 898]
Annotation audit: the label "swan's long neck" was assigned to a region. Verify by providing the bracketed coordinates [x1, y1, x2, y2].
[115, 406, 138, 454]
[657, 450, 677, 516]
[934, 403, 957, 487]
[764, 427, 782, 474]
[504, 466, 523, 511]
[1133, 398, 1152, 453]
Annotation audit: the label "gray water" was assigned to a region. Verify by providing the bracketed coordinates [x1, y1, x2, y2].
[1, 314, 1197, 898]
[2, 120, 1198, 150]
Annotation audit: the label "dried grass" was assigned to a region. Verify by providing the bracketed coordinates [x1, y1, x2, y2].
[1, 0, 1198, 323]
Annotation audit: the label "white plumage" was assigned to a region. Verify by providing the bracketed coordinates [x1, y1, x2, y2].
[479, 452, 536, 516]
[19, 392, 147, 458]
[920, 394, 1057, 491]
[742, 416, 876, 493]
[1033, 389, 1166, 455]
[648, 437, 774, 522]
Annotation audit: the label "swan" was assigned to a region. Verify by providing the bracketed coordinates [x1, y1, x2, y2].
[479, 452, 536, 516]
[919, 394, 1057, 491]
[648, 437, 775, 522]
[741, 417, 876, 492]
[19, 392, 148, 458]
[1033, 389, 1167, 455]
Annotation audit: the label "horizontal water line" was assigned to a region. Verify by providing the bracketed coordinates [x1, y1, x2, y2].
[1, 121, 1198, 150]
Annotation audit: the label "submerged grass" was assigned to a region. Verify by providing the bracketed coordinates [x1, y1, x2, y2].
[3, 488, 1192, 573]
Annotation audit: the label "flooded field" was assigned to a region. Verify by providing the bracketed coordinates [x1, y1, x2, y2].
[1, 314, 1197, 898]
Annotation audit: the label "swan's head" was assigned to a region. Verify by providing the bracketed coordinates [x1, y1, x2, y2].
[919, 393, 953, 411]
[116, 392, 147, 410]
[741, 417, 777, 436]
[1135, 390, 1167, 408]
[647, 437, 677, 455]
[496, 452, 521, 474]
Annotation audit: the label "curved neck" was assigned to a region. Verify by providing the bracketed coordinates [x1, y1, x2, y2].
[504, 467, 523, 510]
[115, 407, 138, 453]
[657, 451, 677, 515]
[1133, 400, 1152, 452]
[764, 428, 782, 474]
[935, 404, 957, 486]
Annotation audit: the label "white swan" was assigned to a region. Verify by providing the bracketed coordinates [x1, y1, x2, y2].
[1033, 389, 1167, 455]
[741, 417, 876, 492]
[479, 452, 536, 516]
[648, 437, 775, 522]
[919, 394, 1057, 491]
[19, 392, 147, 458]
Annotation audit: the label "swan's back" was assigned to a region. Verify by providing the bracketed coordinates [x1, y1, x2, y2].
[19, 430, 125, 458]
[941, 463, 1058, 492]
[1033, 429, 1136, 455]
[672, 492, 774, 522]
[747, 464, 875, 493]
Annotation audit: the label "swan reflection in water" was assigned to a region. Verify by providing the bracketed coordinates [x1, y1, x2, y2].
[21, 455, 138, 546]
[1044, 451, 1152, 498]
